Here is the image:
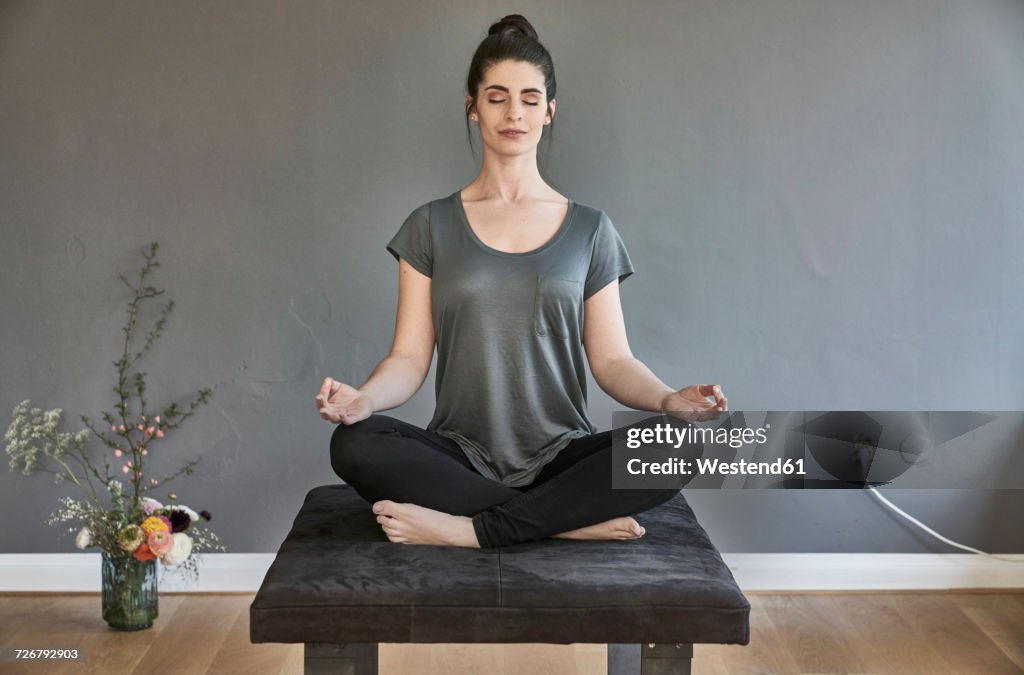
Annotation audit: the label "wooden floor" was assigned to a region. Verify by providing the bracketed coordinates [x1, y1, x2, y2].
[1, 591, 1022, 674]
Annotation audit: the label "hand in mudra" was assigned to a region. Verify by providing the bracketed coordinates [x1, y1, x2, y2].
[316, 377, 373, 425]
[660, 384, 728, 423]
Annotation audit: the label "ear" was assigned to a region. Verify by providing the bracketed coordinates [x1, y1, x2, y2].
[465, 95, 476, 118]
[547, 99, 556, 123]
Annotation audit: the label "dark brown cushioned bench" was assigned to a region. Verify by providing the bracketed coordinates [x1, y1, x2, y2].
[250, 485, 750, 674]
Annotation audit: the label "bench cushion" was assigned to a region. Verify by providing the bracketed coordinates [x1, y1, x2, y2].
[250, 485, 750, 645]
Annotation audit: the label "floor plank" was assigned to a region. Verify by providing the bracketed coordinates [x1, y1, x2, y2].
[892, 593, 1023, 673]
[954, 592, 1024, 672]
[830, 593, 955, 673]
[1, 591, 1022, 674]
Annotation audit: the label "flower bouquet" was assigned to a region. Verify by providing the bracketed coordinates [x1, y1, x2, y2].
[4, 242, 224, 630]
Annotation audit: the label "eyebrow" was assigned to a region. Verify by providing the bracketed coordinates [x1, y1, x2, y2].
[484, 85, 544, 95]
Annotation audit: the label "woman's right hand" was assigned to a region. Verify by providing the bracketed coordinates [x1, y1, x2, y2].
[315, 377, 374, 425]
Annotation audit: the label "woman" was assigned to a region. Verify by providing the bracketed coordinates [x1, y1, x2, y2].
[317, 14, 726, 548]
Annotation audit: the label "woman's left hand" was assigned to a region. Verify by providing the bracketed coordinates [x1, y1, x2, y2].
[660, 384, 728, 422]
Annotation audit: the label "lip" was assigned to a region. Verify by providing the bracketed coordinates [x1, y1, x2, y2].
[499, 130, 526, 137]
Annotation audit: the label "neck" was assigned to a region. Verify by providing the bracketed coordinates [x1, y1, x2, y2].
[464, 150, 549, 204]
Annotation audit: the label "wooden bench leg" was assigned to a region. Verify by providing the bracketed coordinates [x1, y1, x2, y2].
[304, 643, 378, 675]
[609, 643, 693, 675]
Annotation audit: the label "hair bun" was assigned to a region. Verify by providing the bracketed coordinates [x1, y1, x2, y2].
[487, 14, 539, 42]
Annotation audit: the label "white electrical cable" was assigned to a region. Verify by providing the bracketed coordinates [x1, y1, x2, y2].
[867, 486, 1023, 562]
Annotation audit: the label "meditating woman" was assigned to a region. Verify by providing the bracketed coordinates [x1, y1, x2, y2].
[317, 14, 727, 548]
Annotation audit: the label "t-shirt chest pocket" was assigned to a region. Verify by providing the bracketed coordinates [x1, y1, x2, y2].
[534, 275, 582, 339]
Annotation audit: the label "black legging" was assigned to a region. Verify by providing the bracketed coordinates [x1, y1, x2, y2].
[329, 414, 679, 548]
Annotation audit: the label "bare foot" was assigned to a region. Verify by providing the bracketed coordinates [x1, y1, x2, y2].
[553, 516, 645, 541]
[373, 500, 480, 547]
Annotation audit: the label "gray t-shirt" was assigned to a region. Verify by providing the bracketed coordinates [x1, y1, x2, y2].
[386, 190, 634, 487]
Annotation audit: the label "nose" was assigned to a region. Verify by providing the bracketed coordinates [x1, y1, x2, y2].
[506, 102, 524, 121]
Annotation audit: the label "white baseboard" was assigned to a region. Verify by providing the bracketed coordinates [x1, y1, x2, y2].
[722, 553, 1024, 591]
[0, 553, 273, 593]
[0, 553, 1021, 593]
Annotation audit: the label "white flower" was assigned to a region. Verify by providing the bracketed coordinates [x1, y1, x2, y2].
[161, 532, 193, 565]
[74, 527, 92, 550]
[140, 497, 163, 515]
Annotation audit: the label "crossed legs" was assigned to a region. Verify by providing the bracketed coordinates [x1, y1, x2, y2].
[329, 414, 679, 548]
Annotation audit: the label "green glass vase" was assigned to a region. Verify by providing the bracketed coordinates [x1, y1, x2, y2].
[101, 551, 158, 630]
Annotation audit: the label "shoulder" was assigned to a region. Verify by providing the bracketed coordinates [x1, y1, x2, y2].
[398, 194, 453, 230]
[569, 200, 624, 241]
[406, 192, 462, 222]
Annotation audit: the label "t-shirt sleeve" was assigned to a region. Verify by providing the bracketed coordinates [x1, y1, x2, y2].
[386, 204, 433, 277]
[584, 211, 635, 299]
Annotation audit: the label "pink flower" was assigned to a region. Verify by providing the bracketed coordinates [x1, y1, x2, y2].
[121, 464, 130, 474]
[118, 424, 126, 432]
[156, 430, 164, 438]
[157, 515, 173, 531]
[137, 424, 144, 430]
[146, 426, 155, 436]
[110, 425, 117, 432]
[141, 449, 148, 456]
[150, 478, 158, 486]
[155, 416, 161, 423]
[148, 530, 174, 557]
[141, 498, 163, 515]
[114, 448, 122, 457]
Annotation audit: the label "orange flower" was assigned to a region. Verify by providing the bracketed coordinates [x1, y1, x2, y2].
[141, 516, 169, 535]
[133, 542, 157, 562]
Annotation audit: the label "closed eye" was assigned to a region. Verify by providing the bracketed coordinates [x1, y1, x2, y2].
[489, 100, 539, 106]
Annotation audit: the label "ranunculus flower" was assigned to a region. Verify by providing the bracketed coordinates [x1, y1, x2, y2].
[140, 498, 163, 515]
[157, 515, 173, 531]
[117, 524, 145, 552]
[161, 533, 193, 566]
[133, 542, 157, 562]
[147, 530, 174, 557]
[141, 516, 169, 535]
[74, 527, 92, 550]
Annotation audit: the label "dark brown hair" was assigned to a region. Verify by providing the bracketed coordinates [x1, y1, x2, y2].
[464, 14, 557, 158]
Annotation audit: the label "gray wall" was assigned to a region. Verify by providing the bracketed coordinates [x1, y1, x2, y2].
[2, 1, 1022, 554]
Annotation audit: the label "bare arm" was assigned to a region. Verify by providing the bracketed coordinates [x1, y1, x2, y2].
[316, 257, 434, 423]
[583, 280, 727, 413]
